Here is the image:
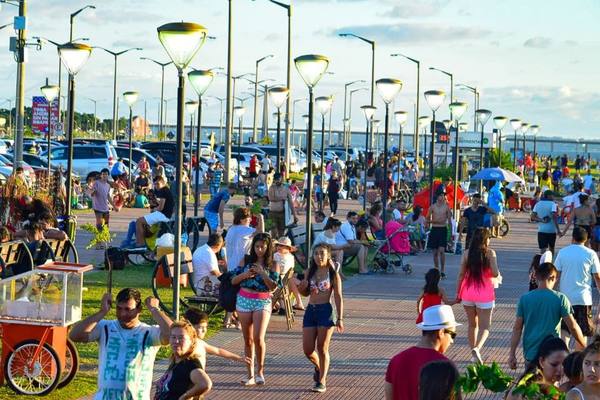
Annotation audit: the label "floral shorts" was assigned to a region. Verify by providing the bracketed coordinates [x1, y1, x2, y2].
[236, 292, 272, 313]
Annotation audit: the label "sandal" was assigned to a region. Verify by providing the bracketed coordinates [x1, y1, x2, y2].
[241, 377, 256, 386]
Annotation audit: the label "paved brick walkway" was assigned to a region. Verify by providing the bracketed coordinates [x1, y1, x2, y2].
[73, 202, 598, 399]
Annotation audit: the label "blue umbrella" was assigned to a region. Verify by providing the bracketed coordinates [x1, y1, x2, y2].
[471, 167, 523, 182]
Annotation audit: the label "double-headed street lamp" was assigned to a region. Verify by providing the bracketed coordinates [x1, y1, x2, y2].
[510, 119, 522, 170]
[360, 105, 376, 210]
[424, 90, 446, 205]
[58, 42, 92, 230]
[391, 53, 420, 165]
[157, 21, 207, 320]
[294, 54, 329, 265]
[123, 91, 139, 187]
[395, 111, 408, 176]
[316, 95, 333, 210]
[188, 69, 215, 216]
[40, 78, 59, 184]
[449, 101, 468, 218]
[98, 46, 143, 139]
[268, 86, 289, 171]
[493, 116, 508, 165]
[140, 57, 173, 136]
[376, 78, 403, 223]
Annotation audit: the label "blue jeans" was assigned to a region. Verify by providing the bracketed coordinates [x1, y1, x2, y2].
[121, 220, 137, 248]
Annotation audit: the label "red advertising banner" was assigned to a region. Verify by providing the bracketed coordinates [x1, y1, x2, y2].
[31, 96, 59, 135]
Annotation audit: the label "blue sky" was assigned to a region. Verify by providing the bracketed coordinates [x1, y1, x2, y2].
[1, 0, 599, 139]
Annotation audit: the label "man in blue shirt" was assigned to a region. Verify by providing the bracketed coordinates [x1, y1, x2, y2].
[204, 184, 236, 231]
[111, 158, 127, 181]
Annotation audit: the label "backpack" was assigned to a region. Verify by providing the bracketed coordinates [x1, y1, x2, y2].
[218, 271, 240, 312]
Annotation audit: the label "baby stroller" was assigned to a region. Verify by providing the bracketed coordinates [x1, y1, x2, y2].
[371, 220, 413, 274]
[347, 176, 359, 200]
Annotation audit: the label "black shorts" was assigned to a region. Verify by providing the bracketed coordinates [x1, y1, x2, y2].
[428, 226, 447, 249]
[561, 305, 596, 337]
[537, 232, 557, 252]
[249, 171, 258, 178]
[303, 303, 335, 328]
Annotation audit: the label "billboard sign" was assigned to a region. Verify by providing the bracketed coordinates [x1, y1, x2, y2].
[31, 96, 59, 135]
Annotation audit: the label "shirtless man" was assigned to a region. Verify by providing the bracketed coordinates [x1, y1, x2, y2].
[427, 192, 452, 278]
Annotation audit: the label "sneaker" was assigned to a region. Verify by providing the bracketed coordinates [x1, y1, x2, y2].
[312, 382, 326, 393]
[255, 375, 265, 385]
[313, 367, 320, 383]
[471, 348, 483, 364]
[241, 377, 256, 386]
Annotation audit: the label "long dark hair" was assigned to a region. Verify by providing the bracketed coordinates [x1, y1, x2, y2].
[306, 243, 336, 288]
[465, 228, 490, 287]
[423, 268, 441, 295]
[412, 205, 423, 221]
[244, 233, 274, 268]
[515, 336, 568, 389]
[419, 360, 462, 400]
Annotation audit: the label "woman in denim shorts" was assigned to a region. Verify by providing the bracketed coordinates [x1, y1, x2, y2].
[231, 233, 280, 386]
[299, 244, 344, 393]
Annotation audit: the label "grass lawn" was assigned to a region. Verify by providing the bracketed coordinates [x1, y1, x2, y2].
[0, 262, 224, 399]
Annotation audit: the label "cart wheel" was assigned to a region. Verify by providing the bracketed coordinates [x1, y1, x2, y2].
[57, 339, 79, 389]
[5, 339, 61, 395]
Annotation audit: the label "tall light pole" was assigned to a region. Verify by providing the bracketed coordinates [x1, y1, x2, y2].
[185, 100, 199, 179]
[157, 21, 207, 320]
[348, 87, 368, 155]
[343, 80, 365, 146]
[510, 119, 522, 171]
[339, 33, 375, 108]
[69, 5, 95, 41]
[189, 69, 214, 216]
[87, 97, 98, 133]
[442, 119, 451, 166]
[475, 109, 492, 191]
[418, 116, 432, 180]
[395, 111, 408, 177]
[449, 101, 468, 218]
[40, 78, 59, 184]
[140, 57, 173, 137]
[521, 123, 529, 158]
[376, 78, 403, 224]
[252, 54, 274, 142]
[268, 86, 289, 172]
[316, 95, 333, 210]
[424, 90, 446, 205]
[493, 116, 508, 167]
[360, 105, 376, 210]
[295, 54, 330, 266]
[123, 91, 139, 188]
[429, 67, 454, 119]
[531, 124, 540, 172]
[98, 46, 142, 139]
[233, 106, 246, 184]
[291, 97, 306, 148]
[457, 83, 479, 135]
[58, 42, 93, 233]
[391, 53, 420, 164]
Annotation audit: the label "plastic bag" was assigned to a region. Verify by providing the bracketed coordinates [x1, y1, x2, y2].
[156, 233, 175, 248]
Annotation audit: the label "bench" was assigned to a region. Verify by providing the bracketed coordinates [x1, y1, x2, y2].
[0, 240, 34, 278]
[44, 238, 79, 263]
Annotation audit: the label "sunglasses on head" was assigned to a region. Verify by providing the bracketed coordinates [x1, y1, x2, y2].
[444, 329, 457, 339]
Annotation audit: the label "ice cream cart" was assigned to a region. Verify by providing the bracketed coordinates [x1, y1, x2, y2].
[0, 261, 93, 395]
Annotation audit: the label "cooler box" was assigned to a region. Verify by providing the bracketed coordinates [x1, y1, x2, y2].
[156, 246, 190, 288]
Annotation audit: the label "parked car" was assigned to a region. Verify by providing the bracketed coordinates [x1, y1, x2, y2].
[45, 143, 118, 177]
[114, 146, 175, 178]
[0, 154, 37, 185]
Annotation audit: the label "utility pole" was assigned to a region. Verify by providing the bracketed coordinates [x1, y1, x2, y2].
[13, 0, 27, 168]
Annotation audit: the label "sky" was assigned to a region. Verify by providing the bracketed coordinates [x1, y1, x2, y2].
[1, 0, 599, 139]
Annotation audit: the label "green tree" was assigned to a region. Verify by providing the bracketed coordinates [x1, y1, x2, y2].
[489, 149, 514, 171]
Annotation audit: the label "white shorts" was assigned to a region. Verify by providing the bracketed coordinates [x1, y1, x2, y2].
[144, 211, 169, 226]
[461, 300, 495, 309]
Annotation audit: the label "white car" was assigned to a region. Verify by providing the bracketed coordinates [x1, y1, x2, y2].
[46, 143, 118, 177]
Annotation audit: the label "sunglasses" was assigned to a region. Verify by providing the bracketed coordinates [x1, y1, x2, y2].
[444, 329, 457, 339]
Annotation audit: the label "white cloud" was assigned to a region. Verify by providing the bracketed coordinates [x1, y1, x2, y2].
[523, 37, 553, 49]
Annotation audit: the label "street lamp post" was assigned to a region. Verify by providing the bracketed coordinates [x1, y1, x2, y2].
[140, 57, 173, 137]
[87, 97, 98, 133]
[301, 113, 309, 153]
[457, 84, 479, 137]
[424, 90, 446, 205]
[493, 116, 508, 167]
[531, 125, 540, 172]
[395, 111, 408, 178]
[99, 46, 143, 139]
[253, 54, 274, 142]
[429, 67, 454, 119]
[449, 101, 468, 218]
[442, 119, 451, 166]
[268, 86, 289, 172]
[294, 54, 329, 266]
[291, 98, 306, 148]
[316, 95, 333, 210]
[185, 100, 199, 179]
[58, 42, 92, 232]
[157, 21, 207, 320]
[510, 119, 522, 171]
[475, 109, 492, 193]
[348, 87, 367, 155]
[343, 80, 365, 146]
[418, 116, 431, 180]
[521, 123, 529, 158]
[233, 106, 246, 184]
[188, 69, 215, 216]
[123, 91, 139, 188]
[360, 105, 376, 210]
[339, 33, 375, 107]
[391, 53, 420, 165]
[40, 78, 59, 185]
[376, 78, 403, 224]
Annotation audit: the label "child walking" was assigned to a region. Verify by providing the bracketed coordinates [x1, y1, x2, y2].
[416, 268, 453, 324]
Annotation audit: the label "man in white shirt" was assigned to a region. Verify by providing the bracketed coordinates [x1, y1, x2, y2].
[69, 288, 169, 399]
[555, 226, 600, 346]
[261, 155, 272, 173]
[192, 233, 225, 296]
[392, 199, 409, 223]
[335, 211, 370, 274]
[583, 170, 594, 194]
